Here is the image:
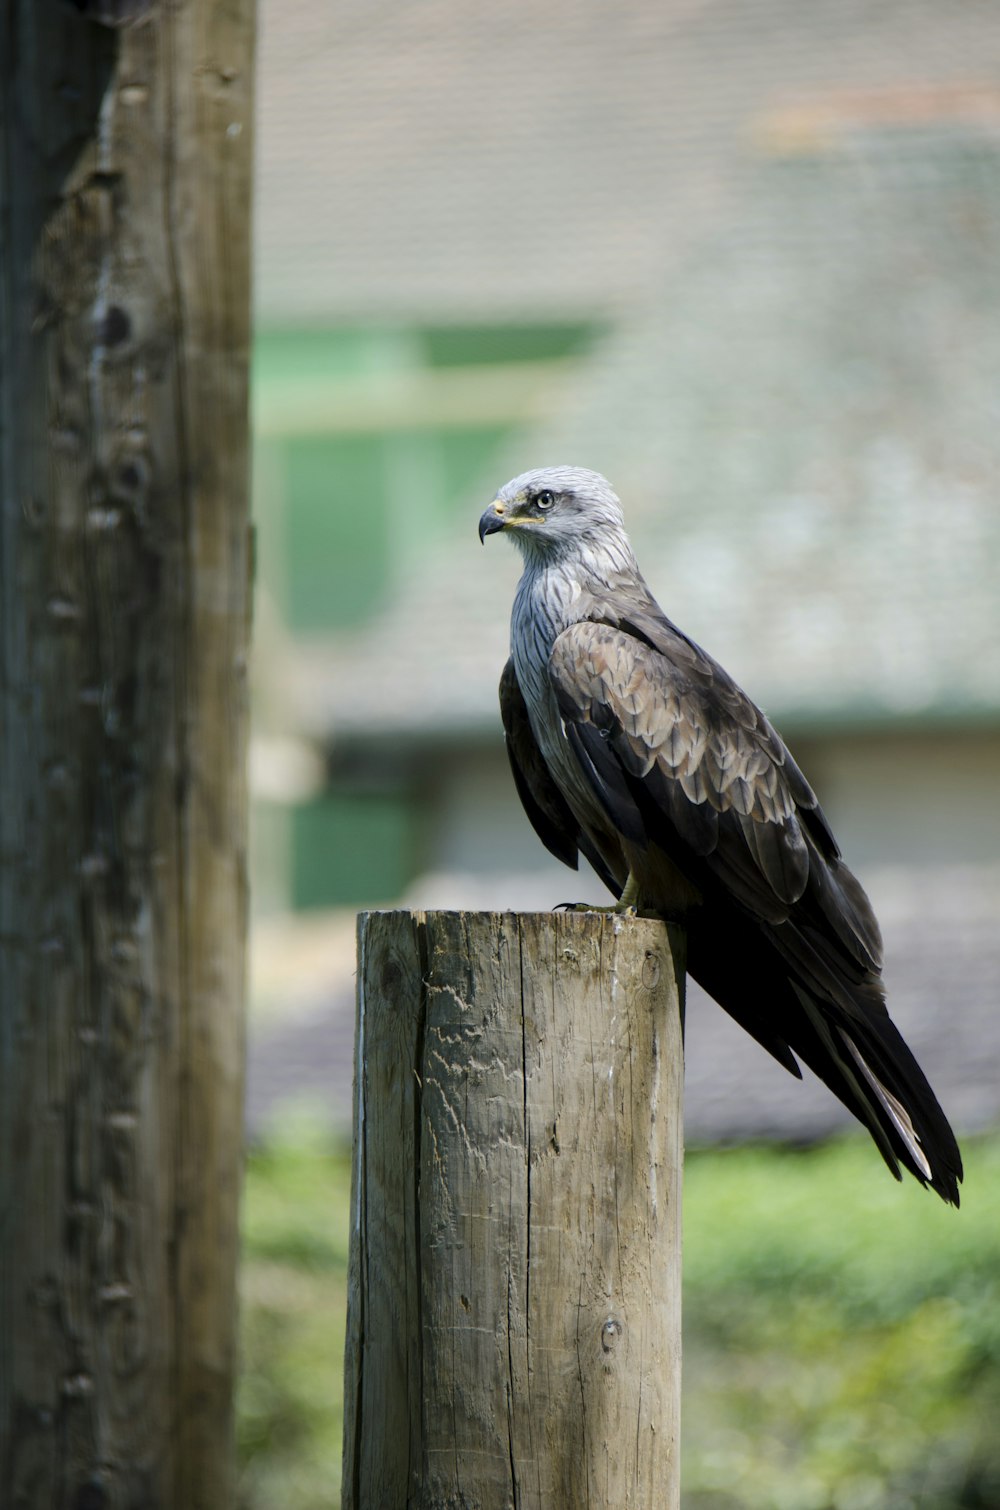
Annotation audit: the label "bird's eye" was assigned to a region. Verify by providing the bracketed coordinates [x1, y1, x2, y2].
[535, 490, 555, 509]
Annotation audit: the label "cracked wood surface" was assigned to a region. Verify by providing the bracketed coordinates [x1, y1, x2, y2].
[0, 5, 255, 1506]
[345, 911, 684, 1509]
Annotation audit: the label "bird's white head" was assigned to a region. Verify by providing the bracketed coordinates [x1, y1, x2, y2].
[478, 466, 629, 565]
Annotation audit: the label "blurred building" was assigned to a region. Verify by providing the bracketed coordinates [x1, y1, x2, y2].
[245, 0, 1000, 1142]
[250, 0, 1000, 918]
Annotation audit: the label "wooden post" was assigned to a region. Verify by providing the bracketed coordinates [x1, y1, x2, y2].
[344, 910, 685, 1510]
[0, 5, 255, 1507]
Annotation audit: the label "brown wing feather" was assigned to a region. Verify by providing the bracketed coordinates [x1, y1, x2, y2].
[549, 620, 826, 921]
[500, 658, 578, 869]
[499, 657, 622, 896]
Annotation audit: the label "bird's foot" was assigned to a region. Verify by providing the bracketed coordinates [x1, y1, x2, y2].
[556, 873, 641, 917]
[555, 900, 626, 914]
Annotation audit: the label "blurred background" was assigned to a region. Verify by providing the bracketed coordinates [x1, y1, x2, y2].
[238, 3, 1000, 1507]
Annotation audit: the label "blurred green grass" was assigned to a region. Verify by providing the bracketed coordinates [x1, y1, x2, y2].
[238, 1130, 1000, 1510]
[238, 1121, 351, 1509]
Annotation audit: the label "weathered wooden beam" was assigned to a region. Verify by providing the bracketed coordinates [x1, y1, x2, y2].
[344, 910, 685, 1510]
[0, 5, 255, 1506]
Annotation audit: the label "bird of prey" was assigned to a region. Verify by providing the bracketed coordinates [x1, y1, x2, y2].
[479, 465, 962, 1203]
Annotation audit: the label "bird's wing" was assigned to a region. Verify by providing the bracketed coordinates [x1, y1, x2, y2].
[548, 617, 880, 971]
[499, 657, 622, 896]
[547, 617, 963, 1203]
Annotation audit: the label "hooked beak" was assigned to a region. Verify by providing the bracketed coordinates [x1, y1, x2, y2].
[478, 501, 508, 543]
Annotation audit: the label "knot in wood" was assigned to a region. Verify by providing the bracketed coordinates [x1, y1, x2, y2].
[96, 303, 131, 348]
[381, 959, 402, 993]
[642, 950, 661, 989]
[601, 1316, 623, 1353]
[21, 493, 46, 527]
[73, 1480, 107, 1510]
[109, 439, 152, 509]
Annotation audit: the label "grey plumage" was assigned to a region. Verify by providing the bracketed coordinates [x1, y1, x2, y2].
[480, 465, 962, 1203]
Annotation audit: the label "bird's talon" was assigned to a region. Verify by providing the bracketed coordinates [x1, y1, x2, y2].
[555, 901, 616, 913]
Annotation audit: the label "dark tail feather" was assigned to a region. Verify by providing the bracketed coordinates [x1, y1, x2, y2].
[782, 981, 961, 1203]
[836, 1010, 962, 1204]
[687, 919, 963, 1204]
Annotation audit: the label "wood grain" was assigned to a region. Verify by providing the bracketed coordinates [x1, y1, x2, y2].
[0, 6, 255, 1506]
[346, 911, 685, 1510]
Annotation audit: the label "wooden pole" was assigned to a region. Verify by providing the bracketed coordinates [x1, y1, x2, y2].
[344, 910, 685, 1510]
[0, 5, 255, 1506]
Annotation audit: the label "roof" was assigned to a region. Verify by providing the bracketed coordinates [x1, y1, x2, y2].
[286, 98, 1000, 741]
[254, 0, 1000, 324]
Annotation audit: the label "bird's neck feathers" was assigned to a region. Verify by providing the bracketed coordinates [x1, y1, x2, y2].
[517, 526, 639, 587]
[512, 531, 644, 643]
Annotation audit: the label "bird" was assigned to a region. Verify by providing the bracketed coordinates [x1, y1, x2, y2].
[479, 465, 962, 1204]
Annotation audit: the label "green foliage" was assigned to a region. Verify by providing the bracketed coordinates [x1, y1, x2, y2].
[237, 1130, 1000, 1510]
[238, 1123, 352, 1510]
[682, 1138, 1000, 1509]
